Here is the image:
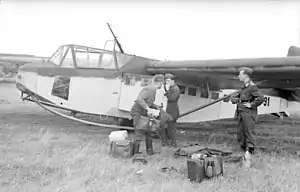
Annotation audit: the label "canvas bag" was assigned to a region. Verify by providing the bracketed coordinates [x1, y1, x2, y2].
[136, 108, 172, 131]
[136, 115, 161, 132]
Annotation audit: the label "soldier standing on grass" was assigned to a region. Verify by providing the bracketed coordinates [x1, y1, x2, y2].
[230, 67, 264, 155]
[130, 74, 165, 156]
[160, 73, 180, 148]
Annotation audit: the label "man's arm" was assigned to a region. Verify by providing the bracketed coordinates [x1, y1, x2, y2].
[150, 103, 160, 109]
[250, 86, 264, 108]
[136, 89, 150, 110]
[164, 86, 180, 101]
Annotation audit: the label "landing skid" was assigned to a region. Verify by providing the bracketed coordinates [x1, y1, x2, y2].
[22, 94, 134, 130]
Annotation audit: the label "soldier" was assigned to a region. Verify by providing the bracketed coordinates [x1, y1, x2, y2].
[130, 74, 165, 156]
[160, 73, 180, 148]
[230, 67, 264, 154]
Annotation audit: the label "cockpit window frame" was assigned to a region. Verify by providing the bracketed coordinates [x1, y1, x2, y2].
[49, 44, 120, 71]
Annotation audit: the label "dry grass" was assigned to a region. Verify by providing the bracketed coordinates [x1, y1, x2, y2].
[1, 84, 300, 192]
[1, 129, 300, 192]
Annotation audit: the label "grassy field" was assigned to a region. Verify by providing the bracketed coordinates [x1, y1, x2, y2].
[1, 83, 300, 192]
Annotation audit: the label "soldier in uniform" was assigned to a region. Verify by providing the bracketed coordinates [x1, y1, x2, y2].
[230, 67, 264, 154]
[130, 74, 165, 156]
[160, 73, 180, 148]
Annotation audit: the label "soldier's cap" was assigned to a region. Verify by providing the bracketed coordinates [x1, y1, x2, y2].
[153, 74, 165, 83]
[238, 67, 254, 76]
[165, 73, 175, 80]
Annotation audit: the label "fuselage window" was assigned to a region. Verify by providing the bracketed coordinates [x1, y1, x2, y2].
[211, 91, 219, 100]
[178, 85, 186, 94]
[125, 75, 136, 86]
[199, 87, 209, 98]
[188, 87, 197, 96]
[141, 77, 152, 87]
[223, 94, 230, 102]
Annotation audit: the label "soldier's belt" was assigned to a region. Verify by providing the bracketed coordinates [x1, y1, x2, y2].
[239, 100, 251, 103]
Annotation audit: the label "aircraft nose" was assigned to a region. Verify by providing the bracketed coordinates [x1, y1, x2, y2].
[16, 61, 58, 92]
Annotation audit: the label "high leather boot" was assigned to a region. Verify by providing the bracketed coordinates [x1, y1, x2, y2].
[159, 129, 168, 146]
[145, 136, 154, 155]
[132, 140, 147, 164]
[167, 122, 177, 148]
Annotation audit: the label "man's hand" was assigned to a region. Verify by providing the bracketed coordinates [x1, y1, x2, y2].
[242, 102, 252, 108]
[146, 106, 151, 112]
[146, 107, 154, 116]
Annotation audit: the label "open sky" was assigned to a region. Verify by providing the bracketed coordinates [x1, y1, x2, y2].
[0, 0, 299, 60]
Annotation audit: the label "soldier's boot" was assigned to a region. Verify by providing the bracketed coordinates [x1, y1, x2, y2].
[133, 140, 141, 155]
[132, 140, 147, 164]
[167, 123, 177, 148]
[145, 136, 154, 155]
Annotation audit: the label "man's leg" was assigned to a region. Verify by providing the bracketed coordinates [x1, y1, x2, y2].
[159, 128, 169, 146]
[237, 115, 246, 151]
[145, 132, 154, 155]
[132, 114, 142, 155]
[166, 121, 177, 148]
[241, 113, 256, 154]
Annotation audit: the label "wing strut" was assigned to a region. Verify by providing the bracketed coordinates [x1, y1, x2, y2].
[179, 81, 265, 118]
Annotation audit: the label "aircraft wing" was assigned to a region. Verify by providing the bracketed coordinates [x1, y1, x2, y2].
[0, 53, 48, 65]
[0, 53, 48, 74]
[147, 46, 300, 91]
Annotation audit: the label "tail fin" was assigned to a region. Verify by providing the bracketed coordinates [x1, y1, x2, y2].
[287, 46, 300, 56]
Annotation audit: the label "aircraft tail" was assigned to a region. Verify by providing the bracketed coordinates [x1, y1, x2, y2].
[287, 46, 300, 56]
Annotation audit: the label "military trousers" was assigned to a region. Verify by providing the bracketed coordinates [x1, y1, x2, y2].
[159, 121, 177, 147]
[237, 111, 256, 152]
[132, 114, 153, 152]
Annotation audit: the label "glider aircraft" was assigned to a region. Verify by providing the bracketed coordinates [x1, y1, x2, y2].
[2, 23, 300, 130]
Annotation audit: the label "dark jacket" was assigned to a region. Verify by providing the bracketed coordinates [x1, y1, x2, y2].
[131, 85, 158, 116]
[231, 82, 264, 116]
[165, 84, 180, 121]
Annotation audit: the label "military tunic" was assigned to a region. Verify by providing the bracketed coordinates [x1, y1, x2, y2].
[160, 84, 180, 147]
[231, 82, 264, 153]
[131, 85, 159, 144]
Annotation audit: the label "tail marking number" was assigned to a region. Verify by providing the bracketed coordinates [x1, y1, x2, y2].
[263, 96, 270, 107]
